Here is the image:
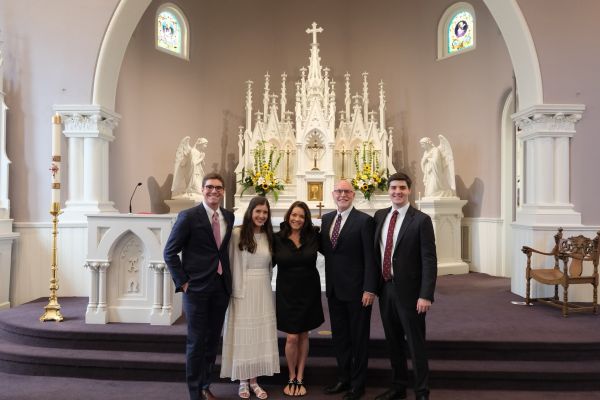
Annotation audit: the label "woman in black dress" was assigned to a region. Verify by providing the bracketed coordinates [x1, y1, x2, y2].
[273, 201, 324, 397]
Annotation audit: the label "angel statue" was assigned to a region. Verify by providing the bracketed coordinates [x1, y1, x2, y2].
[171, 136, 209, 201]
[419, 135, 456, 198]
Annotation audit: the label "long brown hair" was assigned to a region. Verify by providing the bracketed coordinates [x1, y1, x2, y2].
[239, 196, 273, 253]
[279, 201, 316, 244]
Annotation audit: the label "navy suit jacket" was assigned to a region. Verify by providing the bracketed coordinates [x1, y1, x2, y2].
[319, 207, 377, 302]
[373, 205, 437, 305]
[163, 203, 235, 294]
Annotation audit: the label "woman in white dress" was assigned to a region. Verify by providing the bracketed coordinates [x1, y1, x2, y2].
[221, 196, 280, 399]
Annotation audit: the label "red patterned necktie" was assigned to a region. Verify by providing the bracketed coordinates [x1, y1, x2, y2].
[382, 210, 399, 281]
[212, 211, 223, 275]
[330, 214, 342, 249]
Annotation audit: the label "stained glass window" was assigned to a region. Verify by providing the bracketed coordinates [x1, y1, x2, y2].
[437, 3, 475, 60]
[448, 11, 474, 54]
[158, 11, 181, 53]
[155, 4, 189, 60]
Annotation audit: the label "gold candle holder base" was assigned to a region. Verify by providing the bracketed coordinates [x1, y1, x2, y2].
[40, 300, 63, 322]
[40, 202, 64, 322]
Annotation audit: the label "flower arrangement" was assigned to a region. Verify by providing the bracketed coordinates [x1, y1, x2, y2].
[240, 141, 284, 201]
[351, 141, 387, 200]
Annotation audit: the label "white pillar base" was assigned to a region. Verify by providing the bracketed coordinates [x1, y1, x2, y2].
[438, 260, 470, 276]
[416, 197, 469, 276]
[85, 307, 109, 324]
[516, 204, 582, 226]
[165, 199, 198, 213]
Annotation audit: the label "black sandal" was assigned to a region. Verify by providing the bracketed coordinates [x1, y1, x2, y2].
[294, 379, 307, 397]
[283, 379, 296, 396]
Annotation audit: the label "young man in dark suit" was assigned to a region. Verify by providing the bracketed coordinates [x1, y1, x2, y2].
[320, 180, 378, 400]
[373, 172, 437, 400]
[163, 172, 235, 400]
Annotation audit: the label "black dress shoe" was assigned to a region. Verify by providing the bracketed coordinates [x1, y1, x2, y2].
[415, 395, 429, 400]
[343, 388, 365, 400]
[374, 388, 407, 400]
[323, 381, 350, 394]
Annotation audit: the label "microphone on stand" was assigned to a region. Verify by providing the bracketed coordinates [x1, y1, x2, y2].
[129, 182, 143, 214]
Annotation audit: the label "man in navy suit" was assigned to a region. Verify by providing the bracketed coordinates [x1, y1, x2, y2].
[320, 180, 377, 400]
[164, 172, 235, 400]
[373, 172, 437, 400]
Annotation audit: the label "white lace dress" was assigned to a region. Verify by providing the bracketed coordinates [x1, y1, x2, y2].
[220, 230, 280, 381]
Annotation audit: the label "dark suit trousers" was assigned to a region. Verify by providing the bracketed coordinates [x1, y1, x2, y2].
[328, 292, 372, 391]
[379, 281, 430, 397]
[183, 275, 229, 400]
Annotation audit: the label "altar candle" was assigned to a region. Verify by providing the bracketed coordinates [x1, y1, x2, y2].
[51, 114, 62, 204]
[52, 113, 61, 157]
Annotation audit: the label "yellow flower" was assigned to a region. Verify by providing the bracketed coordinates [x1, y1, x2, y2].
[262, 183, 269, 190]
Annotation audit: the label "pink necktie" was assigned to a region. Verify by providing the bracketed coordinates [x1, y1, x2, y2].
[212, 211, 223, 275]
[382, 210, 399, 281]
[330, 214, 342, 249]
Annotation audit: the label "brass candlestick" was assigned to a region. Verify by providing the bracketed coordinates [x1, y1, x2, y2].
[285, 148, 292, 184]
[40, 201, 64, 322]
[339, 147, 350, 180]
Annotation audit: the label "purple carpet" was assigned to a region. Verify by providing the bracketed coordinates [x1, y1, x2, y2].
[1, 272, 599, 397]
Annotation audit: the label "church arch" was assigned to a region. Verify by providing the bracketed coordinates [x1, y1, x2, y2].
[92, 0, 543, 114]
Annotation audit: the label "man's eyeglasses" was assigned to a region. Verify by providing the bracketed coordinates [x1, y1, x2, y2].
[333, 189, 354, 195]
[204, 185, 224, 192]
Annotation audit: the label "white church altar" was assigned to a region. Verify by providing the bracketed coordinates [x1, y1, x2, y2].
[234, 22, 397, 217]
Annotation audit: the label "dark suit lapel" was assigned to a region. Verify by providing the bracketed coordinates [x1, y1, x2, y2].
[335, 208, 357, 247]
[321, 212, 333, 246]
[395, 206, 416, 251]
[374, 207, 391, 259]
[219, 206, 233, 250]
[197, 203, 219, 248]
[374, 207, 391, 250]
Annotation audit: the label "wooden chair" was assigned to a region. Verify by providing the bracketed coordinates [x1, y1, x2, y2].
[522, 228, 599, 317]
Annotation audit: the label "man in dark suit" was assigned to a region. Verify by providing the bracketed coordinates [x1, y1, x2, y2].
[164, 172, 235, 400]
[373, 172, 437, 400]
[320, 179, 378, 400]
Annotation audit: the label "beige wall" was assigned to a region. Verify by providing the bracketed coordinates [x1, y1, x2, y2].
[517, 0, 600, 224]
[0, 0, 119, 221]
[113, 0, 513, 217]
[3, 0, 599, 223]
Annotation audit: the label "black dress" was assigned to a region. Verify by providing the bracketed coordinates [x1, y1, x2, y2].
[273, 229, 324, 334]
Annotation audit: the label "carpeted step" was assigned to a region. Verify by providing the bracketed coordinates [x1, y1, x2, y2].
[2, 340, 600, 390]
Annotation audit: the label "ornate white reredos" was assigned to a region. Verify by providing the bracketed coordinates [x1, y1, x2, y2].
[234, 22, 397, 215]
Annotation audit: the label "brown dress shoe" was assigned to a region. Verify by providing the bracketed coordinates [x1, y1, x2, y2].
[201, 388, 218, 400]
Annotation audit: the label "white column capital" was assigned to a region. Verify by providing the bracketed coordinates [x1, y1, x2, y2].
[53, 104, 121, 141]
[149, 261, 166, 271]
[512, 104, 585, 140]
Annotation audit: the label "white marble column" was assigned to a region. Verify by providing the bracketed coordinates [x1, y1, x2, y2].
[54, 105, 120, 222]
[0, 48, 19, 309]
[85, 260, 110, 324]
[510, 104, 585, 299]
[512, 104, 584, 226]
